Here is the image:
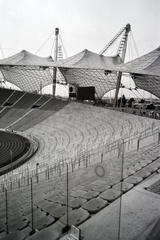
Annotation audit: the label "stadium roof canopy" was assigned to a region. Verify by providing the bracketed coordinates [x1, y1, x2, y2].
[51, 49, 123, 98]
[0, 49, 123, 97]
[0, 47, 160, 99]
[0, 49, 54, 66]
[114, 46, 160, 77]
[110, 46, 160, 99]
[0, 50, 54, 92]
[51, 47, 160, 98]
[51, 46, 160, 99]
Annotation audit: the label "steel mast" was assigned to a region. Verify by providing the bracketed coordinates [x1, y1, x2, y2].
[53, 27, 59, 97]
[99, 25, 129, 55]
[113, 23, 131, 107]
[99, 23, 131, 107]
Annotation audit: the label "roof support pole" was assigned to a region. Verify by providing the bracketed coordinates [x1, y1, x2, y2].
[53, 28, 59, 97]
[113, 71, 122, 108]
[113, 24, 131, 108]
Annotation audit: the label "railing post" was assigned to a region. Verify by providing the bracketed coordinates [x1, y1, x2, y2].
[48, 165, 50, 180]
[101, 153, 103, 163]
[59, 164, 61, 176]
[118, 143, 120, 158]
[137, 139, 140, 151]
[158, 132, 160, 144]
[71, 162, 74, 173]
[36, 163, 39, 183]
[86, 158, 88, 168]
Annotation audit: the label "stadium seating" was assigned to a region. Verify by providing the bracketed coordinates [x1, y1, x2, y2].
[13, 93, 41, 109]
[0, 90, 69, 131]
[0, 89, 160, 239]
[5, 90, 24, 105]
[0, 142, 159, 239]
[0, 89, 14, 106]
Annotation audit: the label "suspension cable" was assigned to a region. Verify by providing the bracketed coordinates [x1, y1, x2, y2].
[126, 33, 133, 98]
[128, 33, 133, 61]
[35, 31, 55, 55]
[132, 89, 142, 99]
[130, 31, 139, 58]
[136, 89, 145, 99]
[63, 84, 69, 90]
[50, 39, 55, 56]
[0, 44, 5, 58]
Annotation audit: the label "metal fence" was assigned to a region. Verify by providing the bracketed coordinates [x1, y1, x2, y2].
[0, 124, 159, 192]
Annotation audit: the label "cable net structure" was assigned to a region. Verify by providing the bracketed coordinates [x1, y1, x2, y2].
[54, 49, 123, 98]
[110, 46, 160, 99]
[0, 45, 160, 99]
[0, 50, 54, 93]
[0, 49, 123, 98]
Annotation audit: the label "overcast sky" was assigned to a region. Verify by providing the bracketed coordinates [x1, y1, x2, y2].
[0, 0, 160, 98]
[0, 0, 160, 59]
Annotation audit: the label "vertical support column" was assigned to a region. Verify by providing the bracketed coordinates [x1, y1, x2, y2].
[113, 72, 122, 108]
[53, 27, 59, 97]
[113, 24, 131, 108]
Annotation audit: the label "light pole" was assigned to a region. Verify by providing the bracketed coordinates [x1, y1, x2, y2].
[118, 138, 125, 240]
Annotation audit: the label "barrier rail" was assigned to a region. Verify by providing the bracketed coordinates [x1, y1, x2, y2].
[0, 124, 159, 192]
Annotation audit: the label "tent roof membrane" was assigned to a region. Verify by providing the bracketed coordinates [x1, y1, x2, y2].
[0, 49, 123, 97]
[0, 50, 55, 92]
[51, 49, 123, 69]
[112, 46, 160, 98]
[51, 47, 160, 98]
[0, 50, 53, 66]
[114, 46, 160, 77]
[0, 47, 160, 98]
[54, 49, 123, 98]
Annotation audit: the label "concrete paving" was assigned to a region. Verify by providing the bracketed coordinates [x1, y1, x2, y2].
[60, 173, 160, 240]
